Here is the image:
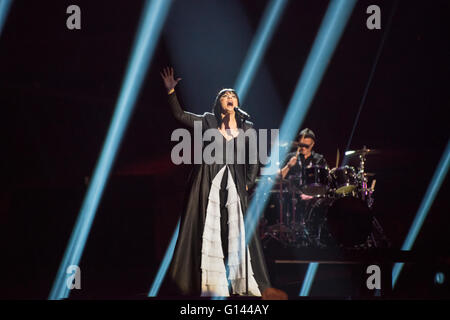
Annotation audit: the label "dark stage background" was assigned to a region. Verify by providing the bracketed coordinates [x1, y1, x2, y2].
[0, 0, 449, 299]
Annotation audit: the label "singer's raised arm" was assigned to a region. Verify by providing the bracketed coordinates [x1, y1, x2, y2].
[168, 91, 203, 128]
[161, 67, 203, 128]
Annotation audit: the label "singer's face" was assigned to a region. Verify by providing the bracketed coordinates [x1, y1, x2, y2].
[219, 91, 238, 114]
[298, 137, 314, 155]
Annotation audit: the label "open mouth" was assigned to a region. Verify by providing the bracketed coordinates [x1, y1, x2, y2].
[227, 102, 233, 107]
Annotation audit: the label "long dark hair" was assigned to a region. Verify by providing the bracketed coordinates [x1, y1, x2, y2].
[212, 88, 243, 128]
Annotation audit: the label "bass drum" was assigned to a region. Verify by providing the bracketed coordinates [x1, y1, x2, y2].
[326, 196, 373, 246]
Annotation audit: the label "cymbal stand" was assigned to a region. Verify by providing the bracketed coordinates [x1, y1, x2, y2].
[367, 182, 375, 208]
[357, 147, 378, 208]
[371, 216, 391, 248]
[355, 147, 389, 248]
[358, 147, 368, 201]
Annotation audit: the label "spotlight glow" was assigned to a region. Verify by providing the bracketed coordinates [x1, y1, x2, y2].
[0, 0, 13, 37]
[392, 140, 450, 288]
[235, 0, 288, 102]
[435, 272, 445, 285]
[49, 0, 173, 300]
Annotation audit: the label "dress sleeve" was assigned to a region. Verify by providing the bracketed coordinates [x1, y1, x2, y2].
[246, 161, 259, 189]
[168, 91, 203, 128]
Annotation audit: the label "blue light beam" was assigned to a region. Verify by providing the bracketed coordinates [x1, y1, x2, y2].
[392, 139, 450, 288]
[49, 0, 173, 300]
[235, 0, 288, 102]
[148, 220, 180, 297]
[300, 263, 319, 296]
[0, 0, 13, 37]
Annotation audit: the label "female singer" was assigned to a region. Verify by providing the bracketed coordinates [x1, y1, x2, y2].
[159, 67, 279, 298]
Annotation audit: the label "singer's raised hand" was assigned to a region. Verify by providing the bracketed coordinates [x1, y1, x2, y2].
[160, 67, 182, 93]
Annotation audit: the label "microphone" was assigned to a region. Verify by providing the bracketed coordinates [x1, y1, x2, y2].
[234, 106, 251, 120]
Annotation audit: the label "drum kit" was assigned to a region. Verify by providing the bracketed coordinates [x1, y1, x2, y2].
[258, 146, 389, 249]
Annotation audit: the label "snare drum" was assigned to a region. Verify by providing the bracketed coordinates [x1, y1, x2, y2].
[330, 166, 358, 195]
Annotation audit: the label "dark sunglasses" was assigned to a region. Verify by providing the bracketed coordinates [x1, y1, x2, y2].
[299, 143, 312, 149]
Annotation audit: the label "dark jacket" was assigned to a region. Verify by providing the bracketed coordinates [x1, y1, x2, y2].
[283, 150, 328, 178]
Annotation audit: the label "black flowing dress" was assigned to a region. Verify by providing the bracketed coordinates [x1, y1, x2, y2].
[161, 92, 271, 297]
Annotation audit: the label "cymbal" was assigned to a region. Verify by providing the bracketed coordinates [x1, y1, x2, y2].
[345, 147, 379, 156]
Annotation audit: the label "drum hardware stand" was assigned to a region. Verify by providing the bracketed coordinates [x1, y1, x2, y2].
[263, 173, 293, 247]
[366, 180, 376, 208]
[346, 145, 390, 249]
[358, 148, 387, 247]
[367, 179, 390, 248]
[291, 191, 297, 225]
[261, 191, 282, 247]
[289, 191, 302, 245]
[357, 146, 369, 201]
[280, 173, 294, 246]
[371, 216, 391, 248]
[312, 197, 332, 247]
[356, 146, 377, 209]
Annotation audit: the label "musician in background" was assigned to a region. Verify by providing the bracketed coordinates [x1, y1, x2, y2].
[279, 128, 328, 200]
